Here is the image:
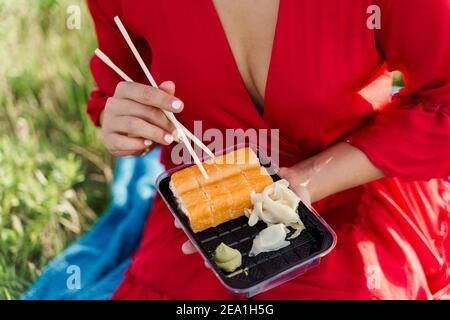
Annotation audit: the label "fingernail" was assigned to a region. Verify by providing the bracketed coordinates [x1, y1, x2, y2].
[164, 134, 174, 144]
[171, 100, 183, 110]
[172, 129, 181, 142]
[144, 140, 152, 147]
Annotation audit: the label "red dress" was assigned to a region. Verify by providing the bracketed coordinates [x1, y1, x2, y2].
[86, 0, 450, 299]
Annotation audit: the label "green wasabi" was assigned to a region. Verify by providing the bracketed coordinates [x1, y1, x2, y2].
[213, 243, 242, 273]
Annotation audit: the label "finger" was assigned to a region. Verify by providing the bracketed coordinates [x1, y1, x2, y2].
[277, 167, 290, 178]
[113, 150, 145, 157]
[181, 240, 197, 255]
[296, 186, 312, 208]
[174, 219, 182, 229]
[159, 81, 176, 96]
[103, 132, 147, 152]
[278, 167, 312, 207]
[107, 98, 175, 133]
[114, 81, 184, 113]
[140, 148, 151, 156]
[113, 116, 175, 145]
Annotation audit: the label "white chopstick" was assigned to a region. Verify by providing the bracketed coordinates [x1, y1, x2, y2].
[94, 49, 134, 82]
[112, 16, 210, 180]
[94, 49, 214, 159]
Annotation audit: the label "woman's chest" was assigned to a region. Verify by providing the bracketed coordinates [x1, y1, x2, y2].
[211, 0, 280, 112]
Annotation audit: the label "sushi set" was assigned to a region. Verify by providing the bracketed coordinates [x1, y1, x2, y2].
[157, 144, 337, 297]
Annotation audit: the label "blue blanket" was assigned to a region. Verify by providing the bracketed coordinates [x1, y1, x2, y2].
[22, 148, 163, 300]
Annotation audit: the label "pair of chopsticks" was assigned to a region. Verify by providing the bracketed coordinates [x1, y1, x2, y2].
[95, 16, 213, 180]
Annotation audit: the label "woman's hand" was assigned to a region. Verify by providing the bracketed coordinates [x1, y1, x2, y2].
[100, 81, 184, 157]
[174, 219, 210, 268]
[277, 166, 314, 207]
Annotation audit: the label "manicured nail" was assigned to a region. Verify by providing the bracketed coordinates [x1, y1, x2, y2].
[164, 134, 174, 144]
[171, 100, 183, 110]
[172, 129, 181, 142]
[144, 140, 152, 147]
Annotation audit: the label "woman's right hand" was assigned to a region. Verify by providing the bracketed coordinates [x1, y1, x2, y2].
[100, 80, 184, 157]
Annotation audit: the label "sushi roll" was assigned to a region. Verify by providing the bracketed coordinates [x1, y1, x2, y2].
[169, 147, 273, 233]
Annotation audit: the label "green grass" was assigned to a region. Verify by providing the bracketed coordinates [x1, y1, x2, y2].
[0, 0, 113, 299]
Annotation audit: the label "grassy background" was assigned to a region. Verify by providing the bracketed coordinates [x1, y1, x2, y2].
[0, 0, 404, 300]
[0, 0, 113, 299]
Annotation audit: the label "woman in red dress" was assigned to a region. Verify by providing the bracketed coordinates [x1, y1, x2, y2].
[86, 0, 450, 299]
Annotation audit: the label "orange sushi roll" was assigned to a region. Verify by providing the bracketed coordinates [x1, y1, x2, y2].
[175, 189, 213, 233]
[190, 161, 223, 187]
[178, 188, 207, 207]
[235, 147, 260, 170]
[242, 166, 273, 192]
[221, 174, 253, 219]
[202, 183, 234, 227]
[170, 166, 200, 194]
[231, 184, 254, 219]
[210, 160, 241, 178]
[169, 147, 273, 233]
[185, 200, 214, 233]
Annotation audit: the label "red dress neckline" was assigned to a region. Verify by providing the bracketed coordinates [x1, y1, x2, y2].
[208, 0, 283, 121]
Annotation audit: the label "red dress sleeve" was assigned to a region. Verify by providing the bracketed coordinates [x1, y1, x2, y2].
[346, 0, 450, 181]
[86, 0, 152, 126]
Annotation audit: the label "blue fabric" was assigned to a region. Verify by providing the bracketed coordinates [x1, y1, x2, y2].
[392, 86, 402, 94]
[22, 148, 163, 300]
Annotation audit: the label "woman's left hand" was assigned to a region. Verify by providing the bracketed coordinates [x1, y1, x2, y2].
[174, 219, 210, 267]
[277, 166, 314, 207]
